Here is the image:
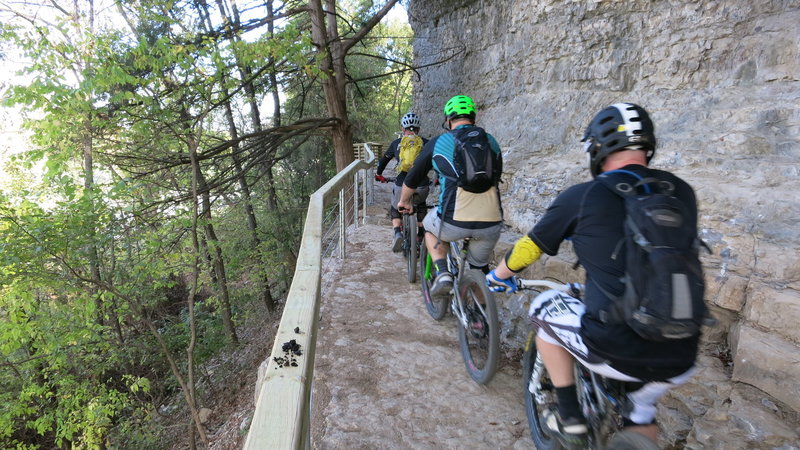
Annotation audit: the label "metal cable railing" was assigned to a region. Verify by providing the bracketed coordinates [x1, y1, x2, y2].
[244, 144, 376, 449]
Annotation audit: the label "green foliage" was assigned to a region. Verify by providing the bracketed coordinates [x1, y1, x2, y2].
[0, 0, 415, 447]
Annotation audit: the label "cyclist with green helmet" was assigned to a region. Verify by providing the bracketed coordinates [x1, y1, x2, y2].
[398, 95, 503, 297]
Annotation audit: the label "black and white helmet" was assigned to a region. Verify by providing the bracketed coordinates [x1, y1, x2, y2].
[400, 112, 420, 129]
[582, 103, 656, 178]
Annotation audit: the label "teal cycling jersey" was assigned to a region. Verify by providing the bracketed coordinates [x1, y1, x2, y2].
[404, 125, 503, 229]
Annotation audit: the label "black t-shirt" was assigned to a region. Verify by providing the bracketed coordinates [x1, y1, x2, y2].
[529, 165, 700, 380]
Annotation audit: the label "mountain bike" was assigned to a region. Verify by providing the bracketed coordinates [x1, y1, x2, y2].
[419, 238, 500, 384]
[401, 212, 417, 283]
[516, 279, 628, 449]
[380, 175, 423, 283]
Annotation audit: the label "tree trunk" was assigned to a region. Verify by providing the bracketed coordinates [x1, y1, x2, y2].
[309, 0, 354, 172]
[188, 137, 239, 345]
[308, 0, 399, 171]
[187, 129, 204, 450]
[214, 0, 280, 209]
[222, 99, 276, 311]
[77, 0, 103, 328]
[207, 0, 277, 311]
[267, 0, 281, 127]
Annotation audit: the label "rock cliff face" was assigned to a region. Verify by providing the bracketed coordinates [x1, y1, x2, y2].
[408, 0, 799, 447]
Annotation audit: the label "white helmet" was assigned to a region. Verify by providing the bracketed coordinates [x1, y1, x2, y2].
[400, 112, 420, 129]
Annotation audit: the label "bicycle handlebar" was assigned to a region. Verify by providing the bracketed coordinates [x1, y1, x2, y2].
[517, 279, 584, 298]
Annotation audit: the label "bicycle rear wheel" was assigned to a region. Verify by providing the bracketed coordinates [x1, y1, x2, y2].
[403, 214, 417, 283]
[419, 243, 446, 320]
[522, 331, 562, 449]
[457, 269, 500, 384]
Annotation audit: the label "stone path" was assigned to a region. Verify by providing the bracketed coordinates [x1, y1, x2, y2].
[311, 222, 532, 449]
[310, 179, 533, 449]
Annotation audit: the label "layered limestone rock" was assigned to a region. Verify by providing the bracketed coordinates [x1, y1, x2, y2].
[409, 0, 800, 446]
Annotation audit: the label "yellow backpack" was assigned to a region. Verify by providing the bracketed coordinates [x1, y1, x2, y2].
[397, 135, 423, 173]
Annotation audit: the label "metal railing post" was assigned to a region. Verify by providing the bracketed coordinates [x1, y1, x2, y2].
[353, 172, 359, 229]
[361, 169, 368, 225]
[367, 167, 374, 205]
[338, 190, 346, 259]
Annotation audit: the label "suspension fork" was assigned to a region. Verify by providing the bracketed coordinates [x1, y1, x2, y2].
[531, 352, 547, 404]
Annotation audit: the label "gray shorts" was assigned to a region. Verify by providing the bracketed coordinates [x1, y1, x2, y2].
[391, 184, 429, 221]
[422, 209, 502, 267]
[391, 183, 429, 209]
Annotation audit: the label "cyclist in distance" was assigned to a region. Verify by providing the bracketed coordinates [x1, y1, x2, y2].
[398, 95, 503, 298]
[375, 112, 429, 252]
[486, 103, 700, 447]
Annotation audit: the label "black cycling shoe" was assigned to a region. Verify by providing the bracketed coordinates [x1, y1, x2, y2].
[543, 408, 588, 449]
[391, 231, 403, 253]
[430, 271, 453, 298]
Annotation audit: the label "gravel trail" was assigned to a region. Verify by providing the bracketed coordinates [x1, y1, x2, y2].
[311, 180, 532, 449]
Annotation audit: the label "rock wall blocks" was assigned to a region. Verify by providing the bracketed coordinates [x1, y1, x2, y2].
[730, 324, 800, 412]
[745, 284, 800, 344]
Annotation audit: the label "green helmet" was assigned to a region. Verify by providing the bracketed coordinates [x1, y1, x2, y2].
[443, 95, 476, 119]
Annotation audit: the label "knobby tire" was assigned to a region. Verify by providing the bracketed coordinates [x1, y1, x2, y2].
[457, 269, 500, 385]
[522, 332, 562, 449]
[403, 214, 417, 283]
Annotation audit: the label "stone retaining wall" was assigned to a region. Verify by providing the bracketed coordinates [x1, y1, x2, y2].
[409, 0, 800, 446]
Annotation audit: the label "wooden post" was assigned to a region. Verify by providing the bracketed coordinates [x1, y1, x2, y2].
[244, 145, 375, 449]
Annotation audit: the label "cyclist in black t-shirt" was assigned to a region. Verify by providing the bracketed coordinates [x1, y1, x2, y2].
[487, 104, 700, 448]
[375, 112, 429, 252]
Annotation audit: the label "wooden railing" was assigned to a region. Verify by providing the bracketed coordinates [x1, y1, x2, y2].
[243, 145, 376, 449]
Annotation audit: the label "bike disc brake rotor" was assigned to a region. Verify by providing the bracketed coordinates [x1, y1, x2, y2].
[462, 288, 490, 351]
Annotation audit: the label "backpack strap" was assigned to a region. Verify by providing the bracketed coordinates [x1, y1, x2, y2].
[593, 170, 641, 324]
[597, 169, 649, 196]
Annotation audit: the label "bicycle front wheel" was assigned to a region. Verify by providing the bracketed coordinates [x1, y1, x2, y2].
[419, 243, 446, 320]
[522, 331, 562, 449]
[403, 214, 417, 283]
[457, 269, 500, 384]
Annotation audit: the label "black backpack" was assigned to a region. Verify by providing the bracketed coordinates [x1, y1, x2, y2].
[450, 126, 502, 193]
[597, 169, 707, 341]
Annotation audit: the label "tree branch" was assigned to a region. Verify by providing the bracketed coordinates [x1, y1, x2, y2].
[341, 0, 399, 53]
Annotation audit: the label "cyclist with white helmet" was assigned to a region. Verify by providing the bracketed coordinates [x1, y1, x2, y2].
[376, 112, 430, 251]
[487, 103, 700, 448]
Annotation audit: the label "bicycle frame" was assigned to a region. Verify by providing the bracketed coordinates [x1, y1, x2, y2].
[447, 240, 484, 330]
[519, 278, 626, 448]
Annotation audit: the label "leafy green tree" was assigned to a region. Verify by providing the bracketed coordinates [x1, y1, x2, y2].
[0, 0, 418, 447]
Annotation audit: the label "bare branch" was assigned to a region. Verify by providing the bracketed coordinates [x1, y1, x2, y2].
[341, 0, 400, 53]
